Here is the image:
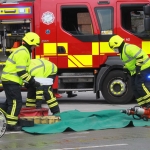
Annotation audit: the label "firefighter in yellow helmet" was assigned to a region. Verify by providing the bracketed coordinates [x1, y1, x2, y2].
[108, 35, 150, 107]
[25, 58, 60, 115]
[0, 32, 41, 131]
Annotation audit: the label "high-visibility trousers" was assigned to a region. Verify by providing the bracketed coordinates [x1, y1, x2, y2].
[2, 83, 22, 125]
[131, 67, 150, 107]
[26, 75, 60, 114]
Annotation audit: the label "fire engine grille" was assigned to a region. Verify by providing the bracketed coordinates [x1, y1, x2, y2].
[59, 75, 94, 83]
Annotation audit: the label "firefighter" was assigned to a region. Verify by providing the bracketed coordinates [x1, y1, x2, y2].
[0, 32, 41, 131]
[108, 35, 150, 107]
[25, 58, 60, 115]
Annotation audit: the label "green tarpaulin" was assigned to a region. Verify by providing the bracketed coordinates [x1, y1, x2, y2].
[22, 109, 150, 134]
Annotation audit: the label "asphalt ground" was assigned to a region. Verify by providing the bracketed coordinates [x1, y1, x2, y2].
[0, 91, 150, 150]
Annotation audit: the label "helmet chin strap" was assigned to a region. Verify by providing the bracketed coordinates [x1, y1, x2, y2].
[118, 41, 125, 54]
[22, 41, 32, 53]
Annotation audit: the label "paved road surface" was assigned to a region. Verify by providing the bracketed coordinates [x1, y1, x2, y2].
[1, 91, 150, 150]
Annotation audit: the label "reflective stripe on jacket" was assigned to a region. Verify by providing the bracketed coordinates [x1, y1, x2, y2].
[28, 59, 58, 77]
[1, 45, 30, 85]
[121, 44, 150, 76]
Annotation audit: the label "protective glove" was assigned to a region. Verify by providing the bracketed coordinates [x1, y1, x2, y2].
[28, 76, 41, 88]
[122, 68, 129, 82]
[33, 81, 41, 88]
[24, 83, 30, 89]
[136, 65, 141, 77]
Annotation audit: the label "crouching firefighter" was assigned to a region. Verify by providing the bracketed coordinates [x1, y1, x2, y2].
[108, 35, 150, 107]
[25, 58, 60, 115]
[0, 32, 41, 131]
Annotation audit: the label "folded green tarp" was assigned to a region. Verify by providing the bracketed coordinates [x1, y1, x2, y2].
[22, 109, 150, 134]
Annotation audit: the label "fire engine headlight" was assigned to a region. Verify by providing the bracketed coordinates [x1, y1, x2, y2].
[19, 8, 25, 13]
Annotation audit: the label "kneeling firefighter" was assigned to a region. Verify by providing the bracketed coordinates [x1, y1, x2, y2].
[25, 58, 60, 115]
[0, 32, 41, 131]
[108, 35, 150, 107]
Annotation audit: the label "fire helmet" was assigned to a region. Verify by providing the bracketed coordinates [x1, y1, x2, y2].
[22, 32, 40, 46]
[108, 35, 124, 50]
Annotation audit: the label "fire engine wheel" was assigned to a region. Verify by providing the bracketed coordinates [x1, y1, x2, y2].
[101, 70, 134, 104]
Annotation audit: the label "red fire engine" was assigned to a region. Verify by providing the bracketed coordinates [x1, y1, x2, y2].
[0, 0, 150, 104]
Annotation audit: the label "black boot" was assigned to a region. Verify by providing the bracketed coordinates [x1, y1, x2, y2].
[67, 91, 77, 98]
[6, 124, 22, 131]
[36, 100, 42, 109]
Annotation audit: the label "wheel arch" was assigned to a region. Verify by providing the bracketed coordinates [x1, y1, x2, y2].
[95, 56, 123, 98]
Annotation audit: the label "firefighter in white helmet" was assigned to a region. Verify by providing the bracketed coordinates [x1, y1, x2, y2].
[108, 35, 150, 107]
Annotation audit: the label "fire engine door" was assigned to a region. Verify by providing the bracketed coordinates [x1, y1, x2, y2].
[56, 4, 100, 68]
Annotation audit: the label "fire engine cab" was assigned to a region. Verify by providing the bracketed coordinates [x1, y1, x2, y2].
[0, 0, 150, 104]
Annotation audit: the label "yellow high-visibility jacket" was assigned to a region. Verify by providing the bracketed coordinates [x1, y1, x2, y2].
[121, 44, 150, 76]
[1, 45, 31, 85]
[28, 58, 58, 77]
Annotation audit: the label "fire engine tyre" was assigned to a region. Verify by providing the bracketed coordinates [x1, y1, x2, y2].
[101, 70, 134, 104]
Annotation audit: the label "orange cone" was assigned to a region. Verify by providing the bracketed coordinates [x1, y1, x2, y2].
[12, 41, 20, 48]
